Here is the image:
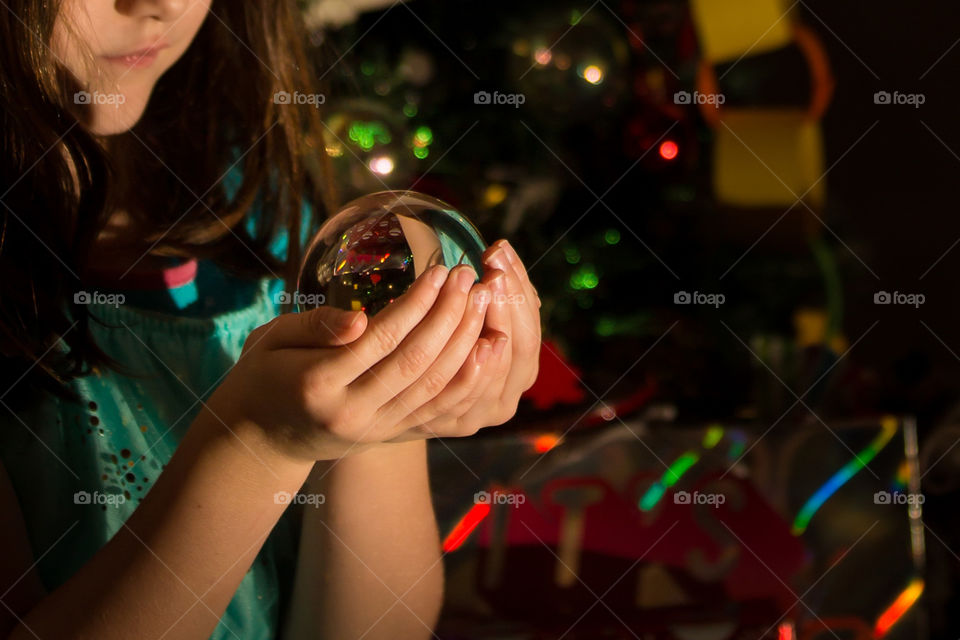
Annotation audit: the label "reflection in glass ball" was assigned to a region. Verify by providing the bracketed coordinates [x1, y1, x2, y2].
[297, 191, 487, 315]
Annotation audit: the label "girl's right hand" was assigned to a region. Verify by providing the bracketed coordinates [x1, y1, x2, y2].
[205, 264, 497, 462]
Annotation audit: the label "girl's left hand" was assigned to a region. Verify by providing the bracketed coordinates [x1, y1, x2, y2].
[388, 239, 541, 440]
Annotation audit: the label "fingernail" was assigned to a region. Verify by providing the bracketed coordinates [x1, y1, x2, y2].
[456, 266, 476, 292]
[486, 247, 509, 270]
[488, 270, 506, 292]
[429, 265, 449, 287]
[339, 311, 363, 329]
[493, 335, 508, 357]
[501, 240, 518, 265]
[476, 341, 492, 364]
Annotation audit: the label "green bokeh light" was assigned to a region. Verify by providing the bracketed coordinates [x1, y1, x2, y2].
[348, 121, 391, 151]
[570, 265, 599, 290]
[413, 126, 433, 146]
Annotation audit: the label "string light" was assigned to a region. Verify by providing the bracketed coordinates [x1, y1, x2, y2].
[659, 140, 679, 160]
[368, 155, 395, 175]
[582, 64, 604, 84]
[534, 47, 552, 66]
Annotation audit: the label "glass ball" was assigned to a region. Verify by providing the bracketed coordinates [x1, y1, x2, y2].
[297, 191, 487, 315]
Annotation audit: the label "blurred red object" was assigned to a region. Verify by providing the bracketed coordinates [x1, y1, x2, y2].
[522, 339, 587, 410]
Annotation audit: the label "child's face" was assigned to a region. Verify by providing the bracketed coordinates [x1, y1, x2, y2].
[53, 0, 212, 135]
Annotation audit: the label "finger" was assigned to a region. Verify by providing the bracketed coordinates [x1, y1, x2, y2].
[488, 241, 541, 351]
[373, 281, 490, 425]
[421, 330, 510, 434]
[501, 264, 542, 392]
[329, 264, 449, 380]
[481, 250, 512, 338]
[350, 265, 478, 405]
[251, 307, 367, 351]
[390, 333, 494, 433]
[492, 239, 540, 308]
[455, 258, 541, 430]
[386, 331, 508, 443]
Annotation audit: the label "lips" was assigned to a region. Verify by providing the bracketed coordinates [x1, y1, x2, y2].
[102, 42, 169, 69]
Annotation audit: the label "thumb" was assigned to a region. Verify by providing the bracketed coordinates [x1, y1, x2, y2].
[260, 307, 368, 349]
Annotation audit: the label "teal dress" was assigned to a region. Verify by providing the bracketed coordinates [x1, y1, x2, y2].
[0, 231, 302, 639]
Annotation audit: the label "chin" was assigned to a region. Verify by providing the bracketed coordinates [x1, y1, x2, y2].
[86, 90, 151, 136]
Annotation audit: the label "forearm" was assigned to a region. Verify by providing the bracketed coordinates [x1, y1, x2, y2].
[285, 440, 444, 640]
[10, 409, 314, 640]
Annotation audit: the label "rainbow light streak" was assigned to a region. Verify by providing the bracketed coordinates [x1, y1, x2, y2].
[638, 451, 700, 511]
[702, 425, 724, 449]
[727, 438, 746, 460]
[873, 578, 924, 637]
[442, 502, 491, 552]
[892, 458, 910, 492]
[791, 417, 898, 535]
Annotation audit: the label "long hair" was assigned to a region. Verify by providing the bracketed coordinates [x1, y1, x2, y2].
[0, 1, 331, 398]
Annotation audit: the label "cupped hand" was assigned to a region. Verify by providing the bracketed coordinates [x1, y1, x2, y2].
[209, 240, 541, 462]
[209, 264, 495, 461]
[387, 239, 542, 441]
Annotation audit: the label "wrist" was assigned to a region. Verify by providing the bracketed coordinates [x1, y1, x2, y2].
[191, 402, 317, 484]
[307, 439, 427, 487]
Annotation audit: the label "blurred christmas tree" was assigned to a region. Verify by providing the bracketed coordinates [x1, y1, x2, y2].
[301, 0, 863, 425]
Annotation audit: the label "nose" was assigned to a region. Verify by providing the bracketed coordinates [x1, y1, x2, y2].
[115, 0, 190, 22]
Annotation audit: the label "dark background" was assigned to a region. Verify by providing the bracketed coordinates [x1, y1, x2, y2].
[314, 1, 960, 636]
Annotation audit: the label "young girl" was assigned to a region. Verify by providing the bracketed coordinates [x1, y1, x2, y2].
[0, 2, 541, 639]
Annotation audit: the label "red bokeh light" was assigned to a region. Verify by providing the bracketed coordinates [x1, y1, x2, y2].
[659, 140, 679, 161]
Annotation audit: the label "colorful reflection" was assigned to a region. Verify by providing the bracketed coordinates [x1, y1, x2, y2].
[639, 451, 700, 512]
[873, 578, 923, 637]
[791, 417, 898, 535]
[442, 502, 491, 552]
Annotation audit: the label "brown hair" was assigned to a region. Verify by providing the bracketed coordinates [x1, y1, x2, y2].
[0, 1, 331, 397]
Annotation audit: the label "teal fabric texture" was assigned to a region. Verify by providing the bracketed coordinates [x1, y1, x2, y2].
[0, 204, 311, 639]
